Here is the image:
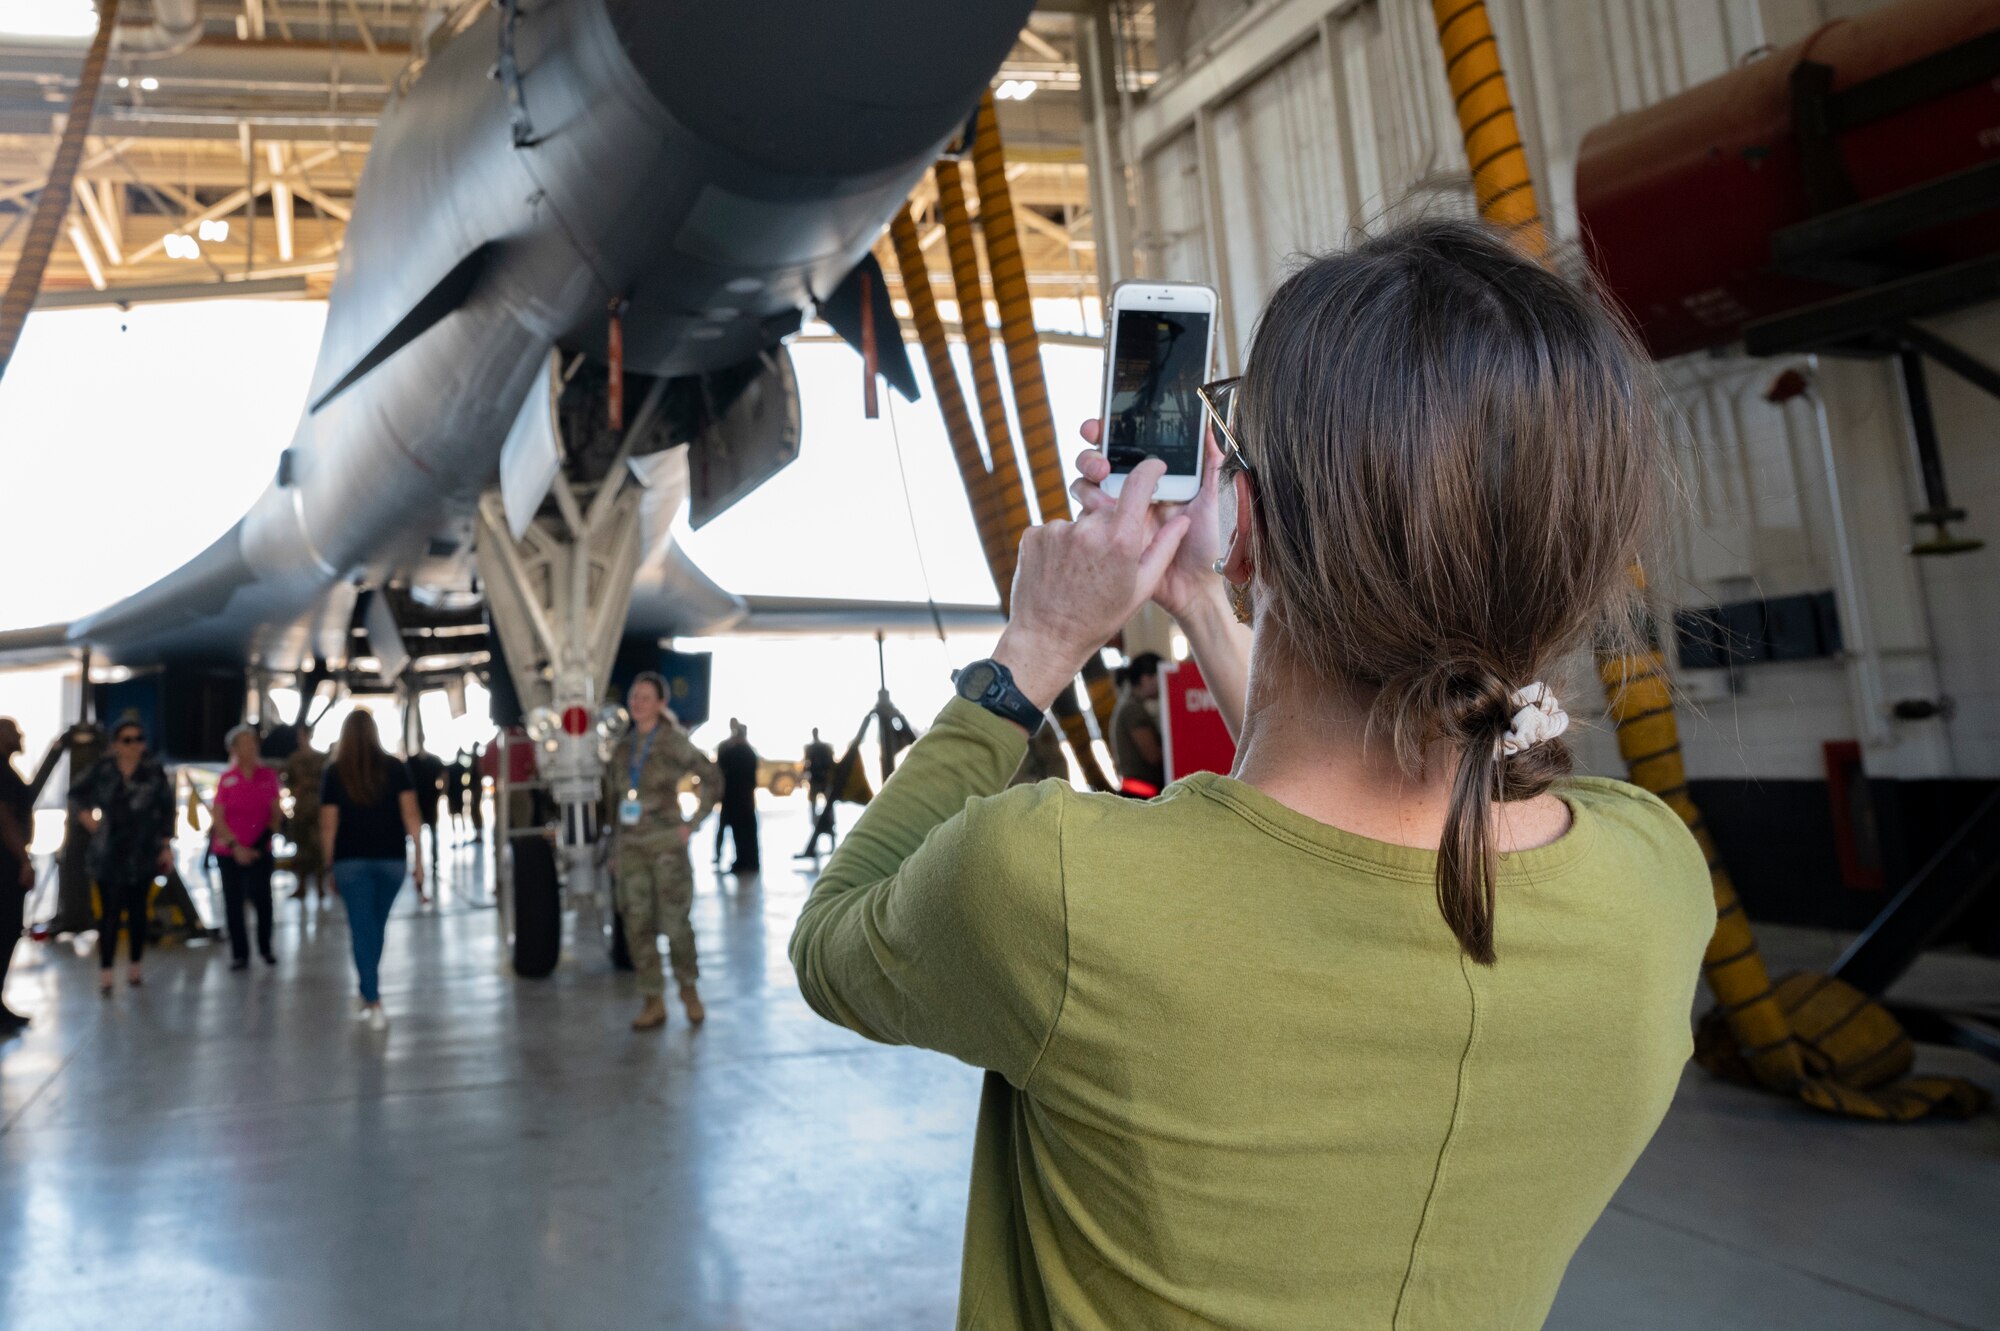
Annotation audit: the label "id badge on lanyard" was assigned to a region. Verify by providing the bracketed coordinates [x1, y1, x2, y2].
[621, 726, 658, 827]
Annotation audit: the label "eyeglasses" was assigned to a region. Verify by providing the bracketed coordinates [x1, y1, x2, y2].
[1197, 377, 1252, 480]
[115, 734, 144, 746]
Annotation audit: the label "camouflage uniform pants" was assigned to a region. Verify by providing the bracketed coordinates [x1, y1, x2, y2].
[616, 840, 698, 994]
[290, 799, 324, 878]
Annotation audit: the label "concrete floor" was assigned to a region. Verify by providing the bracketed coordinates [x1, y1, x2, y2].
[1, 804, 1995, 1330]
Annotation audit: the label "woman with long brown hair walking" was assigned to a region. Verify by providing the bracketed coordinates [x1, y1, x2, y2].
[320, 711, 425, 1030]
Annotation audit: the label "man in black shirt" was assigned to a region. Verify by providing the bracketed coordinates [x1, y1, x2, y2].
[0, 718, 33, 1032]
[797, 727, 838, 858]
[713, 719, 761, 874]
[803, 728, 835, 820]
[407, 748, 446, 878]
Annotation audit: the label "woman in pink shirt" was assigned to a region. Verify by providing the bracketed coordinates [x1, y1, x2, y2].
[213, 725, 284, 970]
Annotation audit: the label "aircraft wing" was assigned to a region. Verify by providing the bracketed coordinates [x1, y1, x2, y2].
[0, 623, 75, 670]
[732, 596, 1002, 637]
[619, 527, 1001, 640]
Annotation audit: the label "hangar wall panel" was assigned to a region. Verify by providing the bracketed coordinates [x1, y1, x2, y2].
[1126, 0, 1999, 781]
[1208, 42, 1350, 354]
[1137, 127, 1212, 294]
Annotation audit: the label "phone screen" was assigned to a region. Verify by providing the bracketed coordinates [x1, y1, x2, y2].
[1105, 307, 1211, 476]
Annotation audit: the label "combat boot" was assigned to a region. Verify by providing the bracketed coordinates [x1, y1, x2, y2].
[679, 982, 706, 1025]
[632, 995, 667, 1031]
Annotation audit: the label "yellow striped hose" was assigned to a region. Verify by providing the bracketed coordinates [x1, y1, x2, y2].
[970, 92, 1075, 533]
[889, 196, 1115, 792]
[1430, 0, 1545, 253]
[1433, 1, 1984, 1119]
[1599, 647, 1801, 1089]
[888, 208, 1011, 592]
[969, 93, 1120, 740]
[0, 0, 122, 384]
[935, 159, 1030, 595]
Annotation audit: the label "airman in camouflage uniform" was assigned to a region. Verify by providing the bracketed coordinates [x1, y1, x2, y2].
[607, 674, 720, 1031]
[282, 726, 328, 902]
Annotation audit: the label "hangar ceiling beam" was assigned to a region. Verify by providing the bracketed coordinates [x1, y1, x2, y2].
[120, 142, 339, 263]
[29, 272, 308, 309]
[0, 137, 136, 210]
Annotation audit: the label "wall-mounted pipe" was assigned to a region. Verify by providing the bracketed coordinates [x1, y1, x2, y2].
[1777, 366, 1893, 747]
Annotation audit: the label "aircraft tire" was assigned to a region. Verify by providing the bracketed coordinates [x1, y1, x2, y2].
[512, 837, 561, 979]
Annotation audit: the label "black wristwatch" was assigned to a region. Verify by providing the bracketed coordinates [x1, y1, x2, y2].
[953, 658, 1045, 732]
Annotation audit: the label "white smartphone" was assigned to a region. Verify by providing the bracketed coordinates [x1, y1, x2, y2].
[1098, 279, 1219, 503]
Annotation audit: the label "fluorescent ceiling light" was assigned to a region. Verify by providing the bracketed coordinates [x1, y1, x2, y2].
[0, 0, 100, 39]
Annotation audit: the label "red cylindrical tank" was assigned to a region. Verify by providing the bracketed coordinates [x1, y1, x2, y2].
[1576, 0, 2000, 361]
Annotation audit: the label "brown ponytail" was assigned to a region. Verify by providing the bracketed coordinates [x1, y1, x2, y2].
[1238, 219, 1663, 964]
[1431, 673, 1574, 964]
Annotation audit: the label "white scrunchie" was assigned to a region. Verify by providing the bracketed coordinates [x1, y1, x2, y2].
[1500, 682, 1569, 757]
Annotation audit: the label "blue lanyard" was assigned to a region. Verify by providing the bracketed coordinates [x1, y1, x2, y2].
[626, 725, 658, 795]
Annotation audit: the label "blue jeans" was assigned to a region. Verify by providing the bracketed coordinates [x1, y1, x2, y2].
[336, 858, 404, 1003]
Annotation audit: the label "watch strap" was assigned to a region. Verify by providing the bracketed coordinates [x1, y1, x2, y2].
[955, 659, 1045, 733]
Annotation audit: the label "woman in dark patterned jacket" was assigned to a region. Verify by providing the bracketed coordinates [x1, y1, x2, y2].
[68, 717, 176, 995]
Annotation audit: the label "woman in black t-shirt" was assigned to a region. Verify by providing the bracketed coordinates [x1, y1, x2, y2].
[320, 711, 424, 1031]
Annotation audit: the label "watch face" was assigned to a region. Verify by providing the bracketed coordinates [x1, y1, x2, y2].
[957, 661, 998, 700]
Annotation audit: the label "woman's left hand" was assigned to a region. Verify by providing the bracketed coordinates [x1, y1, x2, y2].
[993, 457, 1190, 711]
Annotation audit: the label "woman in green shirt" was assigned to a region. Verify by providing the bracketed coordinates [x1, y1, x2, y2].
[791, 219, 1713, 1330]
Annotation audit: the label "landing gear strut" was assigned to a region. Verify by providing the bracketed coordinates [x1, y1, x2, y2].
[477, 356, 663, 976]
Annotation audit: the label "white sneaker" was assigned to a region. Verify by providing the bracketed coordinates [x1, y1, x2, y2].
[366, 1005, 389, 1032]
[352, 1001, 371, 1021]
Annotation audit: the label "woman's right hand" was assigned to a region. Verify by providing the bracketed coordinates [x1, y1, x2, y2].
[1073, 418, 1253, 742]
[1073, 419, 1230, 626]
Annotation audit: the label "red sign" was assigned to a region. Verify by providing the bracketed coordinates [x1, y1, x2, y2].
[1161, 659, 1236, 782]
[484, 729, 540, 785]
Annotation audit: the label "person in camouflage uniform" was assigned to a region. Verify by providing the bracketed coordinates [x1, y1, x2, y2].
[283, 722, 328, 902]
[606, 673, 720, 1031]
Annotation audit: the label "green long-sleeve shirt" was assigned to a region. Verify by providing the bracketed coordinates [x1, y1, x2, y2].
[791, 698, 1712, 1330]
